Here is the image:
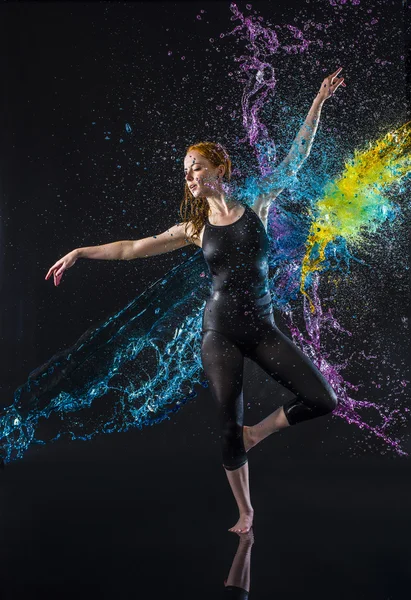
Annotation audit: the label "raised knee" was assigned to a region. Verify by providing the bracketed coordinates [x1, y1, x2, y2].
[329, 389, 338, 412]
[313, 384, 338, 416]
[323, 387, 338, 415]
[283, 389, 338, 425]
[313, 389, 338, 417]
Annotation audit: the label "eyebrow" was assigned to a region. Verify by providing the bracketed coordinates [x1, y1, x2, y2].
[183, 163, 203, 171]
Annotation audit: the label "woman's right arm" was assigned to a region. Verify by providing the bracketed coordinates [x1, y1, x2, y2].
[45, 222, 194, 286]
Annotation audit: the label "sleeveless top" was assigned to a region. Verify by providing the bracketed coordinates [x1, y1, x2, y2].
[201, 202, 273, 334]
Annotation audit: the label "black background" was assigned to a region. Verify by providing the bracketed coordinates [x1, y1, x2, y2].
[1, 1, 410, 598]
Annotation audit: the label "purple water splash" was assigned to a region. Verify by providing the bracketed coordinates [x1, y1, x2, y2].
[225, 3, 311, 176]
[330, 0, 361, 4]
[286, 275, 407, 456]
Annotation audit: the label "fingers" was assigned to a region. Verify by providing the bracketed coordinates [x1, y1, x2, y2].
[45, 260, 60, 280]
[45, 266, 54, 280]
[45, 263, 63, 286]
[54, 271, 63, 287]
[330, 67, 343, 79]
[331, 77, 345, 93]
[326, 68, 344, 88]
[332, 77, 344, 86]
[55, 267, 64, 284]
[45, 259, 65, 284]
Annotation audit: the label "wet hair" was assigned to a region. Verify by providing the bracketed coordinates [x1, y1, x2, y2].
[179, 141, 232, 244]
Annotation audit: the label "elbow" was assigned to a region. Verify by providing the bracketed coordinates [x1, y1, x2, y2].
[124, 240, 139, 261]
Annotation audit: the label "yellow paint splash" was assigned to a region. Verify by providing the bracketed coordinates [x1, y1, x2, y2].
[301, 121, 411, 311]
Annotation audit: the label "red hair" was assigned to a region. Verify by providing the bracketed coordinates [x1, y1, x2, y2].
[179, 142, 232, 243]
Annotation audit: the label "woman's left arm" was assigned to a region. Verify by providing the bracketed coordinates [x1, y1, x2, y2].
[255, 67, 346, 212]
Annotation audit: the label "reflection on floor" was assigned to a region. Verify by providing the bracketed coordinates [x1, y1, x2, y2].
[0, 410, 410, 600]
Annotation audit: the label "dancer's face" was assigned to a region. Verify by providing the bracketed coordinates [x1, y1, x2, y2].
[184, 150, 224, 197]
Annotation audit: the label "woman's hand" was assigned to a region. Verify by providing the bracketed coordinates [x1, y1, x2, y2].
[317, 67, 346, 102]
[45, 249, 79, 287]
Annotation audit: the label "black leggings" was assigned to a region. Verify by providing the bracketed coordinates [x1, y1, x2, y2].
[224, 586, 248, 599]
[201, 317, 338, 471]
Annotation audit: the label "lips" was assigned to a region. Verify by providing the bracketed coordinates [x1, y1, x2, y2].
[189, 184, 198, 192]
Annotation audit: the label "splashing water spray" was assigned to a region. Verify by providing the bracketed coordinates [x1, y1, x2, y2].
[0, 3, 409, 463]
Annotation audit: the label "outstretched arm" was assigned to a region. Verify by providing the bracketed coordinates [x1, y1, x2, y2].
[254, 67, 345, 213]
[45, 222, 194, 287]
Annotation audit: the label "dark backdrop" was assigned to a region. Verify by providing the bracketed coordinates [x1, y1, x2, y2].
[0, 2, 410, 599]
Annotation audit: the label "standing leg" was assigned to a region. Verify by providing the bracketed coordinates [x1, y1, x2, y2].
[201, 330, 253, 533]
[246, 324, 338, 448]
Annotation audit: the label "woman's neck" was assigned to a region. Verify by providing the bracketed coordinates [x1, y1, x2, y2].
[206, 194, 240, 217]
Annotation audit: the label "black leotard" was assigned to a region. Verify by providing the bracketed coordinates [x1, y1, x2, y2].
[202, 203, 274, 338]
[200, 202, 338, 471]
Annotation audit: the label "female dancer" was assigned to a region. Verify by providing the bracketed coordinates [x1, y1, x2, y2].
[46, 68, 345, 534]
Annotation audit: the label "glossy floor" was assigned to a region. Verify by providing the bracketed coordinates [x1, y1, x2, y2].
[0, 407, 409, 600]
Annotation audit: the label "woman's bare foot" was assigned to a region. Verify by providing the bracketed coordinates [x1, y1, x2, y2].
[243, 408, 288, 452]
[228, 510, 254, 534]
[243, 426, 258, 452]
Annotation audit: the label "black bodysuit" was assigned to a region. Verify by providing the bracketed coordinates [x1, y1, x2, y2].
[202, 202, 273, 337]
[200, 203, 338, 471]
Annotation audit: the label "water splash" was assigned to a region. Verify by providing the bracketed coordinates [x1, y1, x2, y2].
[1, 3, 409, 463]
[1, 253, 210, 462]
[225, 3, 311, 175]
[286, 276, 407, 456]
[301, 121, 411, 308]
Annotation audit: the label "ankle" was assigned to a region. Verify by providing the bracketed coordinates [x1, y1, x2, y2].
[240, 507, 254, 516]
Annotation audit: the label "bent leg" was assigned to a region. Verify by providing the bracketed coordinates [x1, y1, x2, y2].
[247, 325, 338, 426]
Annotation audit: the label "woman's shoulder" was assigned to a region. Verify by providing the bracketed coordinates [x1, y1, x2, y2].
[246, 201, 268, 231]
[177, 220, 203, 248]
[247, 201, 262, 218]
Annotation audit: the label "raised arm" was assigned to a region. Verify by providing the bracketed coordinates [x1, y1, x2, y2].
[254, 67, 346, 214]
[45, 222, 193, 287]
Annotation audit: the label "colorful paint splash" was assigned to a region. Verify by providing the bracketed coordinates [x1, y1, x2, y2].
[0, 2, 409, 463]
[301, 121, 411, 309]
[225, 2, 311, 175]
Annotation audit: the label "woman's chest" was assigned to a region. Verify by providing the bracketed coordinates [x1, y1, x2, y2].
[201, 217, 270, 274]
[196, 206, 267, 249]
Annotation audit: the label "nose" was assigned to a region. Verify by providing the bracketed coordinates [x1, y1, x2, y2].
[185, 171, 194, 182]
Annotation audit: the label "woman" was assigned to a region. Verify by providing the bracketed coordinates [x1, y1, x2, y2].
[46, 68, 345, 534]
